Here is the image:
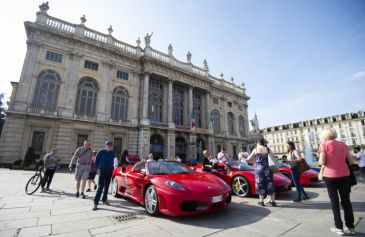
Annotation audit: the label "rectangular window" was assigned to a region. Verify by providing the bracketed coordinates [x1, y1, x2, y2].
[84, 61, 98, 71]
[212, 98, 219, 104]
[117, 70, 129, 80]
[238, 104, 243, 111]
[45, 51, 63, 63]
[76, 134, 88, 149]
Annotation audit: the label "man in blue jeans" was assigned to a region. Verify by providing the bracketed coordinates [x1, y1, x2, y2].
[93, 140, 115, 210]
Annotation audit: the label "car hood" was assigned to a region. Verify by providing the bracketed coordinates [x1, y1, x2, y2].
[161, 172, 228, 194]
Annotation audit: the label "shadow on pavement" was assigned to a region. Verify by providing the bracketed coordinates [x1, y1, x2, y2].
[157, 201, 271, 230]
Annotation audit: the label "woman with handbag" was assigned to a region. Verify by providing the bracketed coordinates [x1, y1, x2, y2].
[319, 128, 355, 236]
[246, 137, 276, 207]
[285, 141, 309, 202]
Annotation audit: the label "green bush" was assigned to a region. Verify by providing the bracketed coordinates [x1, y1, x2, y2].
[22, 147, 36, 167]
[12, 159, 22, 166]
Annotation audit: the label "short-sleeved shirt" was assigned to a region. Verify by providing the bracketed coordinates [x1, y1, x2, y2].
[287, 150, 299, 168]
[95, 149, 115, 169]
[319, 140, 349, 178]
[44, 153, 58, 169]
[238, 152, 249, 164]
[74, 147, 92, 165]
[356, 151, 365, 167]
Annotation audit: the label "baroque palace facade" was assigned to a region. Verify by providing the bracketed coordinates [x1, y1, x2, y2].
[262, 111, 365, 156]
[0, 3, 250, 165]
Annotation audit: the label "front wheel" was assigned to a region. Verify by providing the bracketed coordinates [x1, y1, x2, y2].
[231, 176, 250, 197]
[25, 174, 42, 195]
[144, 185, 160, 216]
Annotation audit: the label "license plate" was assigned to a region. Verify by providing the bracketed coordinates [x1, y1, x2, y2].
[211, 195, 223, 203]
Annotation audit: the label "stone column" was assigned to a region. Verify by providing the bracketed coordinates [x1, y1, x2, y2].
[234, 102, 239, 137]
[97, 62, 112, 122]
[141, 73, 150, 125]
[189, 134, 197, 161]
[167, 131, 175, 159]
[167, 79, 174, 128]
[59, 53, 82, 117]
[188, 86, 193, 129]
[206, 92, 213, 133]
[138, 128, 150, 158]
[13, 42, 41, 112]
[222, 97, 228, 136]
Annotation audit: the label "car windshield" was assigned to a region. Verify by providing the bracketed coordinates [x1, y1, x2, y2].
[226, 161, 255, 171]
[278, 162, 290, 168]
[147, 161, 192, 175]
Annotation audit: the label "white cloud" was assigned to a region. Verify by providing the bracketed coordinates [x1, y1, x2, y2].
[351, 70, 365, 78]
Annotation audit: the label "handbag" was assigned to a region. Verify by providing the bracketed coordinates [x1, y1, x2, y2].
[318, 166, 325, 181]
[347, 160, 357, 187]
[268, 148, 279, 173]
[297, 159, 310, 173]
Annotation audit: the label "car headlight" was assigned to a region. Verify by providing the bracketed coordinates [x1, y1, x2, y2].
[165, 180, 185, 191]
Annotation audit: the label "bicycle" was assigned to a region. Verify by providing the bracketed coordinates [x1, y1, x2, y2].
[25, 162, 44, 195]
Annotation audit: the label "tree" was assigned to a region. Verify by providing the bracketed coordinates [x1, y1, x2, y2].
[0, 93, 6, 136]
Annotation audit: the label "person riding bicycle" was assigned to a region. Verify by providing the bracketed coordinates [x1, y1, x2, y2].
[41, 148, 60, 192]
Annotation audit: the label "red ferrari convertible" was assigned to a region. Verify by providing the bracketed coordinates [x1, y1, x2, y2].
[193, 161, 292, 197]
[278, 162, 321, 186]
[111, 161, 231, 216]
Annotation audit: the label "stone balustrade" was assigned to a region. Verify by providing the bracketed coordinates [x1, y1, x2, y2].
[38, 13, 246, 95]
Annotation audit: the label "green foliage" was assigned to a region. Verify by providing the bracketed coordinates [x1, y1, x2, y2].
[22, 147, 36, 167]
[12, 159, 22, 166]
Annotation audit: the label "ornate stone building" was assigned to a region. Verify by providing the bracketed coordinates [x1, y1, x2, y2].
[0, 3, 250, 165]
[262, 111, 365, 156]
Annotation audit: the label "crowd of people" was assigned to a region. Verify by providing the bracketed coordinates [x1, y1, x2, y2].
[38, 127, 364, 235]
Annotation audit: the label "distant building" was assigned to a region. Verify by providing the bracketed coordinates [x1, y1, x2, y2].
[0, 3, 250, 165]
[261, 111, 365, 156]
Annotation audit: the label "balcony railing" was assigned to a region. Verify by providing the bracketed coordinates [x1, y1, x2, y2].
[35, 12, 247, 95]
[26, 107, 58, 116]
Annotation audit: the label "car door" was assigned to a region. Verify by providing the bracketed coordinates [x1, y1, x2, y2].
[125, 162, 146, 202]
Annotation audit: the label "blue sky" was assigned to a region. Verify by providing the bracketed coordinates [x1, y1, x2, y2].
[0, 0, 364, 128]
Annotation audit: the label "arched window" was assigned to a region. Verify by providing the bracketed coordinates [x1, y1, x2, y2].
[211, 110, 220, 134]
[32, 69, 61, 110]
[75, 77, 98, 116]
[193, 91, 202, 128]
[173, 86, 184, 125]
[227, 112, 235, 135]
[111, 86, 128, 120]
[239, 115, 245, 137]
[148, 80, 163, 123]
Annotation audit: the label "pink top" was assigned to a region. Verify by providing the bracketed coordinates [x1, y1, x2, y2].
[319, 140, 349, 178]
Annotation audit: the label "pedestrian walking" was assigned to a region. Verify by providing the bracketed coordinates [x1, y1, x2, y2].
[319, 127, 355, 235]
[93, 140, 115, 210]
[285, 141, 309, 202]
[86, 151, 98, 192]
[69, 140, 92, 199]
[354, 147, 365, 181]
[246, 138, 276, 206]
[41, 148, 60, 191]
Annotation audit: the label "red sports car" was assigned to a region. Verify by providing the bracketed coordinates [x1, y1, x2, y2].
[193, 161, 292, 197]
[278, 162, 321, 186]
[111, 161, 231, 216]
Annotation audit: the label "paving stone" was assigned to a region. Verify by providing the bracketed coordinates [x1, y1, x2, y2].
[52, 217, 113, 235]
[0, 228, 19, 237]
[18, 225, 51, 237]
[0, 218, 38, 231]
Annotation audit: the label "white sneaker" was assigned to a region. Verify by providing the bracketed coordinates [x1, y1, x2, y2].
[263, 197, 271, 204]
[347, 228, 356, 235]
[330, 227, 345, 236]
[359, 177, 365, 181]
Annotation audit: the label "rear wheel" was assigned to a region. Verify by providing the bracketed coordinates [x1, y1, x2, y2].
[144, 185, 160, 216]
[231, 176, 250, 197]
[25, 174, 42, 195]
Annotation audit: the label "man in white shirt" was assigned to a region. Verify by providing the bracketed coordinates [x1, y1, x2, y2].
[355, 147, 365, 181]
[238, 147, 249, 165]
[217, 148, 229, 162]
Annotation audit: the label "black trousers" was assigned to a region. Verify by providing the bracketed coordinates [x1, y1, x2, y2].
[324, 176, 354, 229]
[94, 168, 113, 205]
[41, 168, 56, 189]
